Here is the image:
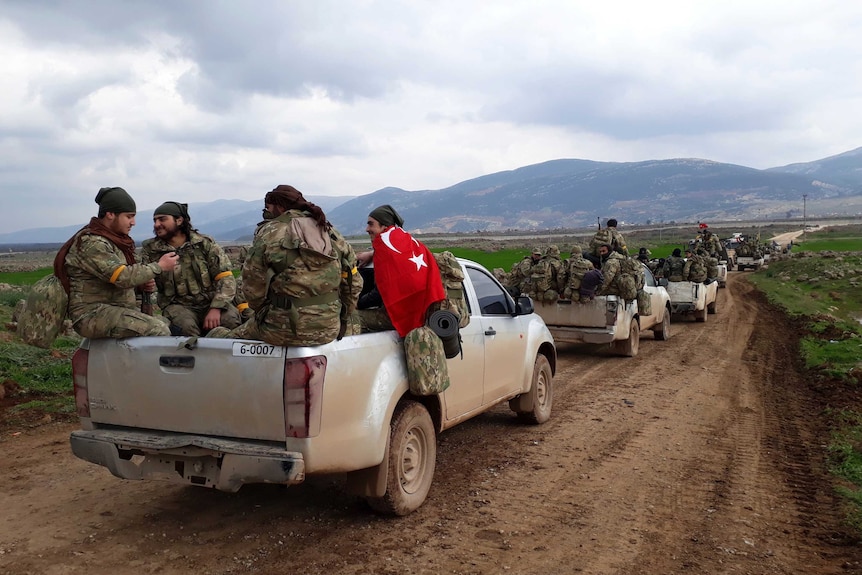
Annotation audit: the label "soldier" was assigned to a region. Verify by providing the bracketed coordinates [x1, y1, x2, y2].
[698, 247, 719, 283]
[531, 245, 565, 302]
[562, 245, 594, 300]
[683, 246, 708, 282]
[210, 185, 362, 346]
[662, 248, 686, 281]
[701, 228, 722, 257]
[595, 244, 622, 295]
[590, 218, 628, 258]
[636, 247, 651, 264]
[141, 202, 242, 336]
[507, 247, 543, 297]
[55, 187, 179, 338]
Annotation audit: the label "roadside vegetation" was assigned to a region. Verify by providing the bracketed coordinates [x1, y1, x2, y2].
[748, 226, 862, 529]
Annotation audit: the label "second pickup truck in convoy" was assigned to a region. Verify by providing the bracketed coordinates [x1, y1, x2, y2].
[69, 259, 556, 516]
[533, 262, 672, 357]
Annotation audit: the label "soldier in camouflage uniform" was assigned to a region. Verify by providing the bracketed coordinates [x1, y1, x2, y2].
[701, 229, 722, 257]
[562, 245, 594, 300]
[530, 245, 565, 302]
[596, 243, 628, 296]
[507, 248, 542, 296]
[661, 248, 686, 281]
[683, 247, 708, 282]
[141, 202, 242, 336]
[697, 247, 719, 282]
[57, 187, 179, 339]
[589, 218, 628, 258]
[210, 185, 362, 346]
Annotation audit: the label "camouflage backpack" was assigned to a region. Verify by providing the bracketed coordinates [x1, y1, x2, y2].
[589, 228, 613, 255]
[615, 257, 644, 301]
[404, 325, 451, 396]
[433, 251, 469, 328]
[636, 288, 652, 316]
[530, 259, 551, 293]
[18, 274, 69, 349]
[686, 256, 708, 283]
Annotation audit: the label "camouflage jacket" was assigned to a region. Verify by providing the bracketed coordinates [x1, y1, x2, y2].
[241, 210, 359, 346]
[598, 251, 626, 293]
[141, 230, 236, 310]
[64, 231, 161, 323]
[509, 256, 534, 294]
[590, 227, 628, 256]
[702, 234, 722, 256]
[662, 255, 686, 281]
[683, 255, 708, 282]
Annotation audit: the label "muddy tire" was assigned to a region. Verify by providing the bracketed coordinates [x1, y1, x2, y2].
[510, 354, 553, 424]
[612, 321, 640, 357]
[696, 305, 708, 323]
[366, 401, 436, 516]
[654, 308, 671, 341]
[708, 300, 717, 315]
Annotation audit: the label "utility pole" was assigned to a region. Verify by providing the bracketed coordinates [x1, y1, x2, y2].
[803, 194, 808, 235]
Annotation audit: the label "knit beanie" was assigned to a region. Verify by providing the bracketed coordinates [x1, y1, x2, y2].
[95, 187, 136, 214]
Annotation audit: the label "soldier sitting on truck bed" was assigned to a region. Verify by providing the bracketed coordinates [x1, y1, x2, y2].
[562, 245, 594, 301]
[683, 247, 708, 282]
[662, 248, 686, 281]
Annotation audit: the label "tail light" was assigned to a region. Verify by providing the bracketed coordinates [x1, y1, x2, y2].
[283, 356, 327, 438]
[72, 348, 90, 418]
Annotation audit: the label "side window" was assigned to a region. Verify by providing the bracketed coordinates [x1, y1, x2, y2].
[466, 267, 512, 316]
[642, 263, 656, 287]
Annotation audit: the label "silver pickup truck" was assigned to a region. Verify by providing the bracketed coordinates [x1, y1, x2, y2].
[532, 262, 672, 357]
[69, 259, 556, 516]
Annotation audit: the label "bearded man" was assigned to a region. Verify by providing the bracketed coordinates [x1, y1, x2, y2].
[141, 201, 241, 336]
[56, 187, 179, 339]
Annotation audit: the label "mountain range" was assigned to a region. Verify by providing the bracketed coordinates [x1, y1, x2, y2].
[3, 147, 862, 244]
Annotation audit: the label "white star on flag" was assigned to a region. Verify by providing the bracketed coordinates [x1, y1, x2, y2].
[409, 252, 427, 270]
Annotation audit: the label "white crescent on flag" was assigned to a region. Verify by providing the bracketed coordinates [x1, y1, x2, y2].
[379, 228, 401, 254]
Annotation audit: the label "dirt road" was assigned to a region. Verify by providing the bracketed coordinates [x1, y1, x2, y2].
[2, 274, 860, 574]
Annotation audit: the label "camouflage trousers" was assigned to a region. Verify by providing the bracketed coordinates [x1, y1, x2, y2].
[353, 308, 394, 333]
[73, 304, 170, 338]
[207, 302, 341, 346]
[162, 303, 242, 336]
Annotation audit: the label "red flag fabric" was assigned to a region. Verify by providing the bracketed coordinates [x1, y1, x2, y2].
[372, 226, 446, 337]
[698, 222, 708, 229]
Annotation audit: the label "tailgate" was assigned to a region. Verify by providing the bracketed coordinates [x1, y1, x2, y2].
[665, 282, 695, 303]
[534, 296, 615, 328]
[82, 337, 288, 442]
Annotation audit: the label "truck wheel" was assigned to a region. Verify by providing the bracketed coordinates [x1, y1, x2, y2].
[612, 322, 640, 357]
[707, 301, 717, 315]
[654, 308, 671, 341]
[367, 401, 436, 516]
[510, 355, 553, 424]
[695, 305, 708, 323]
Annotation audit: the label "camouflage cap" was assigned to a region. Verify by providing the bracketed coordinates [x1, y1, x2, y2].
[570, 245, 583, 255]
[546, 245, 560, 257]
[532, 246, 543, 255]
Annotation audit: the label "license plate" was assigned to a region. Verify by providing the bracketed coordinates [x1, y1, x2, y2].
[232, 342, 283, 358]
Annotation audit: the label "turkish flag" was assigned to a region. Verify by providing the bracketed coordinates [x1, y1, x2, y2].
[372, 226, 446, 337]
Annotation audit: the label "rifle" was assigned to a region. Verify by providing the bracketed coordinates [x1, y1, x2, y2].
[141, 290, 153, 316]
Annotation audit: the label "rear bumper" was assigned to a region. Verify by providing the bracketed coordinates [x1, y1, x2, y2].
[547, 325, 617, 344]
[71, 429, 305, 492]
[670, 303, 695, 314]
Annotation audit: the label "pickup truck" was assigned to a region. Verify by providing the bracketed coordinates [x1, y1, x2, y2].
[736, 254, 765, 271]
[716, 260, 728, 288]
[68, 259, 557, 516]
[532, 262, 672, 357]
[664, 279, 718, 322]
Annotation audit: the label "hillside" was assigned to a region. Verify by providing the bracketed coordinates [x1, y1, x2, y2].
[3, 148, 862, 243]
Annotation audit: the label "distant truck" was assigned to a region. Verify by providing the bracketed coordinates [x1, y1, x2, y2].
[664, 279, 718, 322]
[533, 263, 672, 357]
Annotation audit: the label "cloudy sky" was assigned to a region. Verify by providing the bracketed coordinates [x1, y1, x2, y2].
[2, 0, 861, 234]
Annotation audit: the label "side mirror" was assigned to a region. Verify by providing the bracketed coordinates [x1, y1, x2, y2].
[515, 295, 534, 315]
[659, 278, 669, 288]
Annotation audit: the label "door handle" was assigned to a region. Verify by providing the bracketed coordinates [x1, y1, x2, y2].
[484, 328, 496, 336]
